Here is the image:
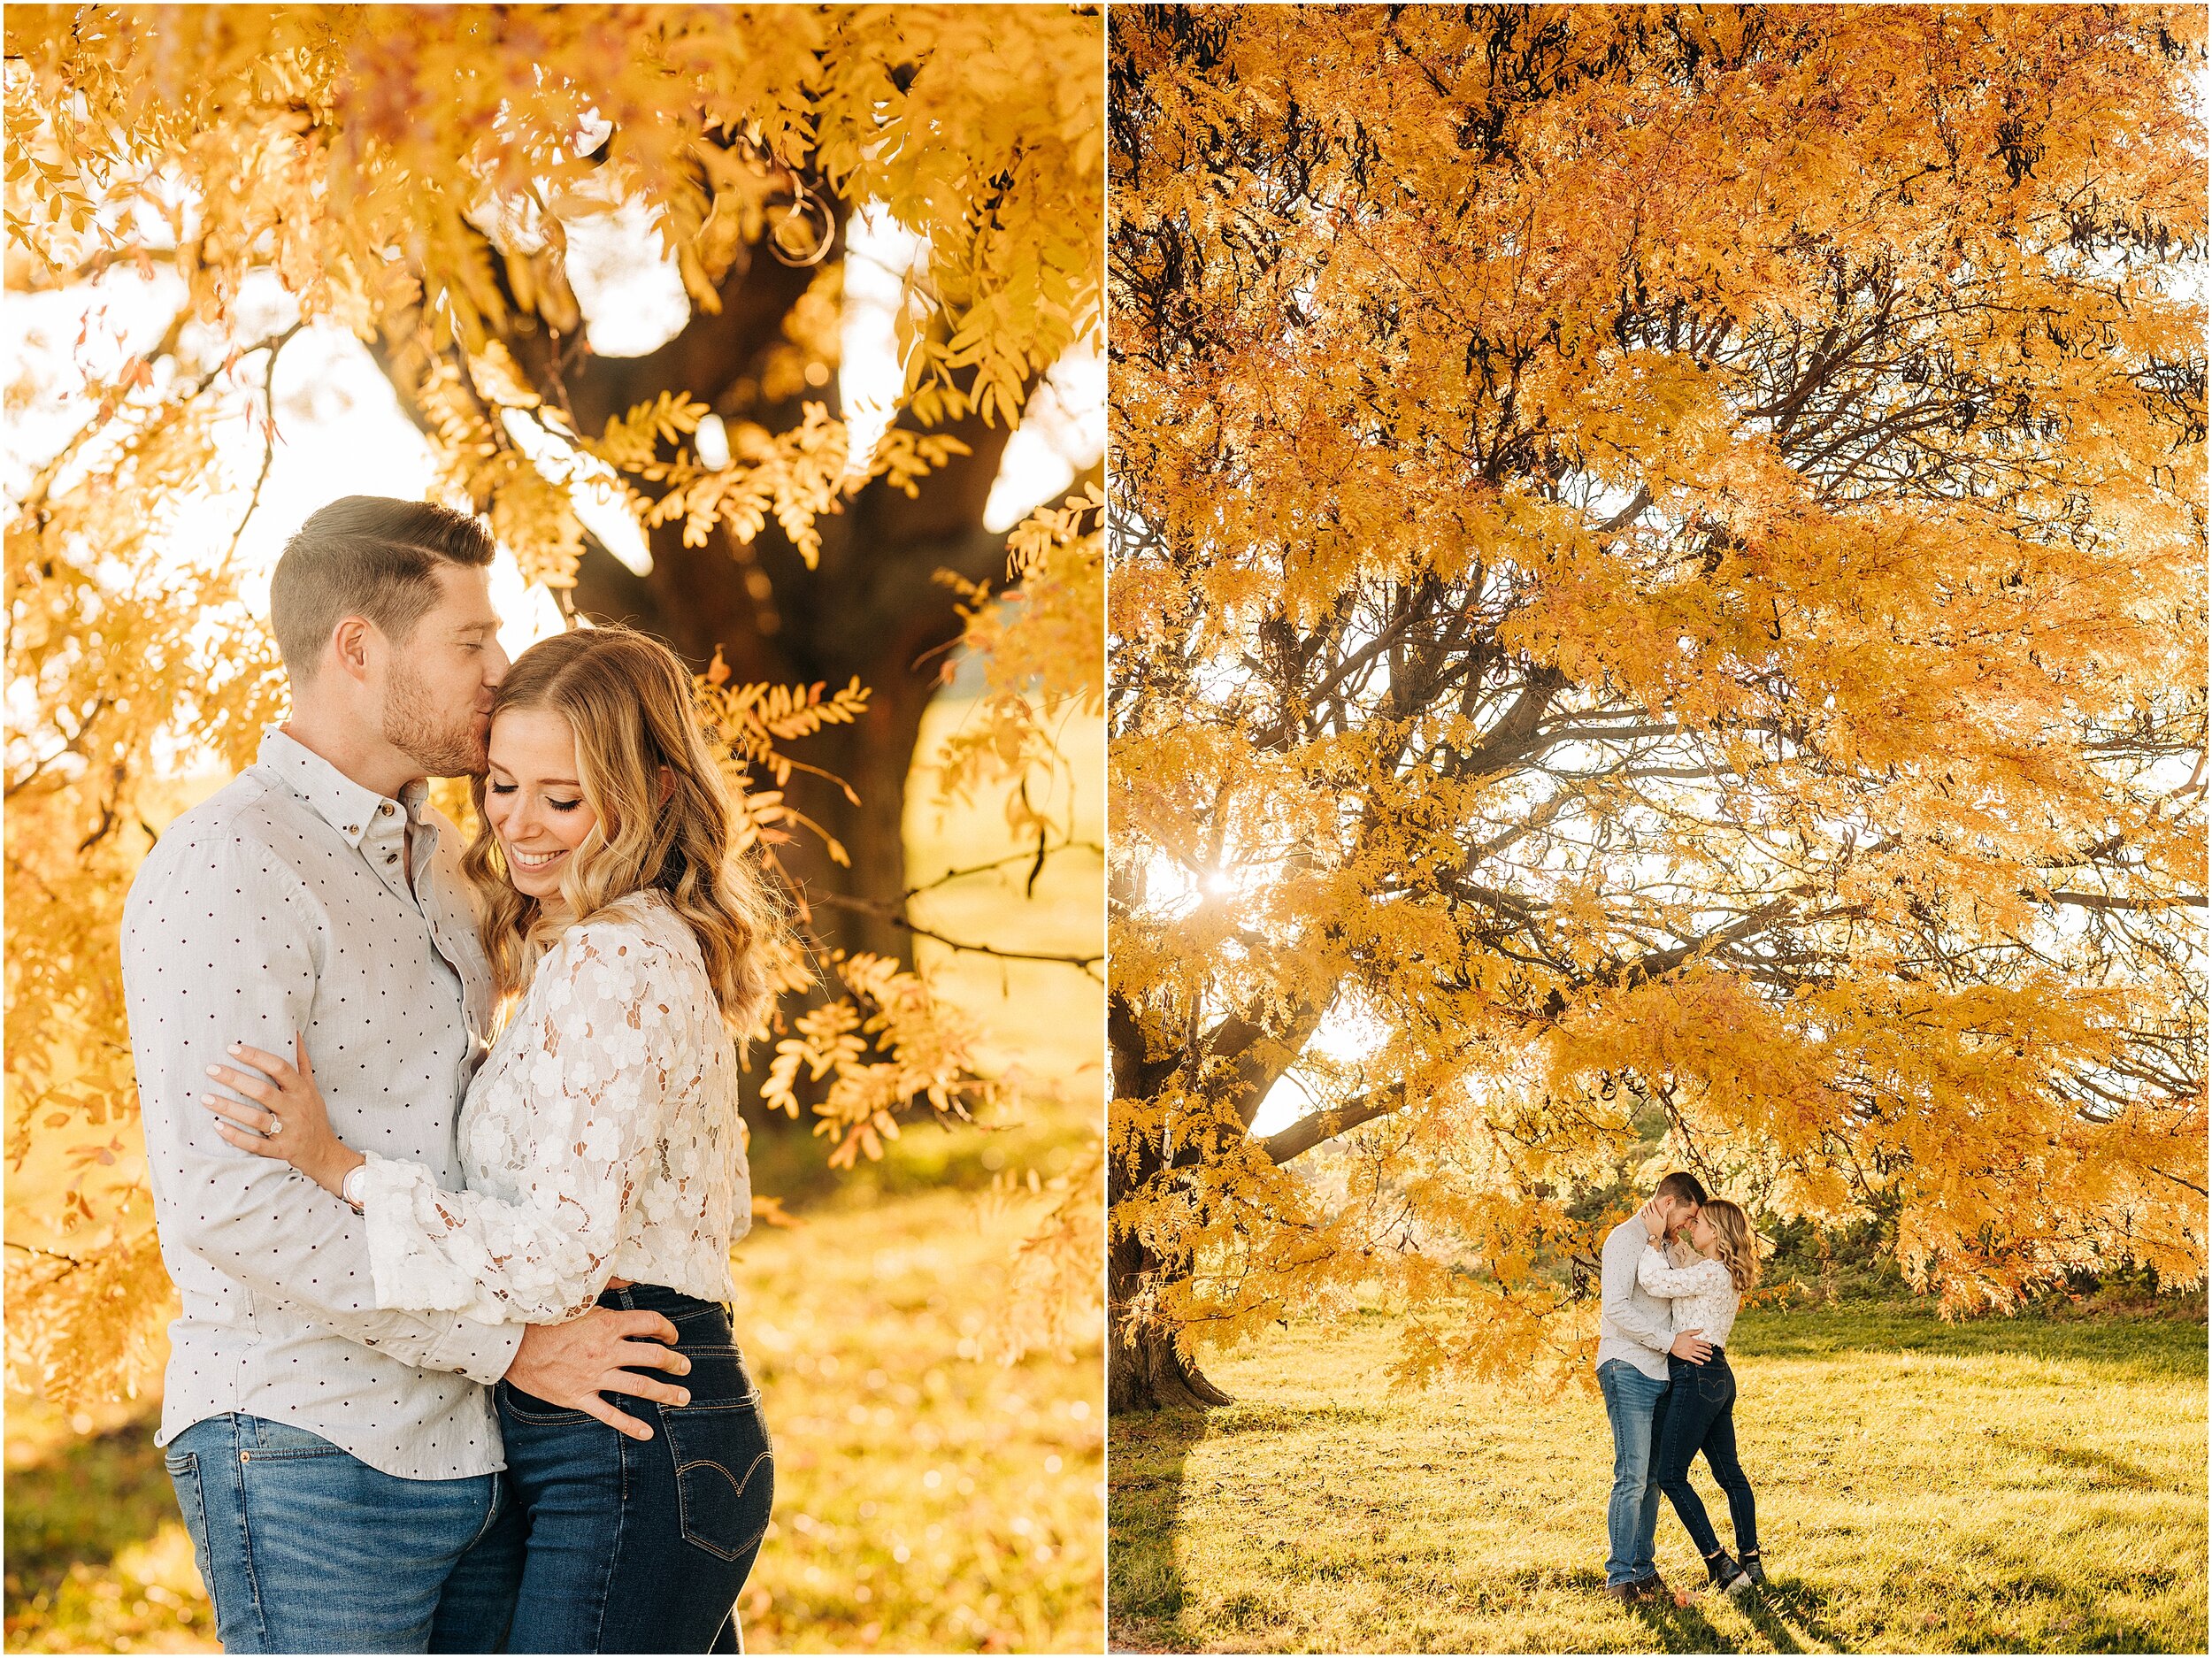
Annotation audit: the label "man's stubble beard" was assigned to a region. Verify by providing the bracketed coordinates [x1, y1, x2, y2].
[381, 657, 488, 780]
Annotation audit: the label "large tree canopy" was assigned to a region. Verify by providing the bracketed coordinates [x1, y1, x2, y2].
[1108, 3, 2206, 1409]
[5, 3, 1103, 1405]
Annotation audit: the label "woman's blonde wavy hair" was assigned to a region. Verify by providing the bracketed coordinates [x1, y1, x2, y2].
[460, 625, 787, 1036]
[1701, 1198, 1762, 1293]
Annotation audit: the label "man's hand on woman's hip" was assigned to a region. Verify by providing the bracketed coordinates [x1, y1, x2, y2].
[1670, 1331, 1714, 1363]
[505, 1308, 692, 1441]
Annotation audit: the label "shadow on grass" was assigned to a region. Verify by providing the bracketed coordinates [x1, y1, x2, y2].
[1734, 1590, 1809, 1654]
[4, 1414, 181, 1607]
[1615, 1576, 1850, 1655]
[1203, 1401, 1386, 1436]
[1107, 1406, 1210, 1653]
[1739, 1306, 2208, 1377]
[1750, 1579, 1860, 1654]
[1629, 1587, 1732, 1654]
[1977, 1538, 2203, 1653]
[2012, 1437, 2170, 1493]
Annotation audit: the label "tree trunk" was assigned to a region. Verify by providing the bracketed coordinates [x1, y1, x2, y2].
[1108, 1231, 1233, 1413]
[538, 230, 1025, 965]
[1101, 994, 1353, 1410]
[566, 510, 1001, 963]
[568, 503, 1006, 1132]
[1106, 982, 1234, 1412]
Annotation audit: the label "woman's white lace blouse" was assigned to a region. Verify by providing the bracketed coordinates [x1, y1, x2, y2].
[1636, 1242, 1740, 1350]
[358, 892, 749, 1324]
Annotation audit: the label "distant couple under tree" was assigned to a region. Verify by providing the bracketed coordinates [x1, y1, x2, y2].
[1596, 1171, 1767, 1603]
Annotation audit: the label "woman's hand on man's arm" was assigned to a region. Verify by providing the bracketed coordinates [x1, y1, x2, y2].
[202, 1034, 365, 1198]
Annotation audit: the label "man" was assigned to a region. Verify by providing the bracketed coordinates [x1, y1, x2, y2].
[122, 497, 693, 1653]
[1596, 1170, 1712, 1605]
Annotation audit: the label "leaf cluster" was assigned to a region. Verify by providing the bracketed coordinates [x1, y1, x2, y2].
[1108, 3, 2207, 1377]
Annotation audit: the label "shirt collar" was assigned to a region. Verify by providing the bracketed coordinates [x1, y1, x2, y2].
[257, 727, 429, 848]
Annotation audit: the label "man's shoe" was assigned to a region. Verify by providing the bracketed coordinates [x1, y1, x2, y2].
[1630, 1571, 1668, 1603]
[1604, 1582, 1638, 1605]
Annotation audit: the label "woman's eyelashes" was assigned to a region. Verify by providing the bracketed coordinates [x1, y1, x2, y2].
[487, 781, 582, 811]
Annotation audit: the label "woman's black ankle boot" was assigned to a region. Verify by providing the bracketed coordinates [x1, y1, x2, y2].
[1704, 1548, 1753, 1595]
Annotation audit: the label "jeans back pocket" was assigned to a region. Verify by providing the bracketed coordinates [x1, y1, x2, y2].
[661, 1391, 772, 1562]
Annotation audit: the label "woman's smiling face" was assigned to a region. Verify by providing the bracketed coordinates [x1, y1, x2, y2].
[483, 706, 599, 899]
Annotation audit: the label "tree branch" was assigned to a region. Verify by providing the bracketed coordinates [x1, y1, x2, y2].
[2041, 890, 2207, 911]
[805, 892, 1102, 974]
[1263, 1085, 1408, 1163]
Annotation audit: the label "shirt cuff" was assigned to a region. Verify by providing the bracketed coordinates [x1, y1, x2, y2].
[359, 1151, 482, 1314]
[425, 1314, 525, 1386]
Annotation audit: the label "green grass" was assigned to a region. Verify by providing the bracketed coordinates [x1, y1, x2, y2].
[3, 1401, 214, 1654]
[1110, 1303, 2207, 1654]
[728, 1180, 1102, 1653]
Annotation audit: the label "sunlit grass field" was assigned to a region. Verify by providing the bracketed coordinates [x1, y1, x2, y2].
[5, 697, 1105, 1654]
[1110, 1300, 2207, 1654]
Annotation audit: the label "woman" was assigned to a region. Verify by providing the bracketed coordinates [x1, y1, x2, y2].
[201, 625, 784, 1653]
[1634, 1194, 1765, 1596]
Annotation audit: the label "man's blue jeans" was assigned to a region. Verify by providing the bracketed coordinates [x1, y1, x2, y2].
[164, 1414, 511, 1652]
[1597, 1359, 1671, 1588]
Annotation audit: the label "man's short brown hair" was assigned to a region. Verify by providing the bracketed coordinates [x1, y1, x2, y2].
[269, 496, 496, 679]
[1655, 1171, 1709, 1209]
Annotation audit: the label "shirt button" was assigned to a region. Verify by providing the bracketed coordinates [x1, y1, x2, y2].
[380, 802, 396, 817]
[344, 825, 358, 835]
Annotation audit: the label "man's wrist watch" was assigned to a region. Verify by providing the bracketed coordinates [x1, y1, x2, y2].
[341, 1163, 368, 1213]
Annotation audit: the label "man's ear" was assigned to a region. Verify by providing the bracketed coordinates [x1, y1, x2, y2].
[328, 616, 378, 685]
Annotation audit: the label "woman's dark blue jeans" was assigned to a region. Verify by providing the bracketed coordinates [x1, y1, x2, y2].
[1654, 1347, 1758, 1562]
[466, 1283, 774, 1653]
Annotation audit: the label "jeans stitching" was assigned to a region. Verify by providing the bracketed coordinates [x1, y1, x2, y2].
[464, 1469, 505, 1552]
[593, 1286, 634, 1653]
[671, 1443, 774, 1562]
[660, 1324, 769, 1562]
[228, 1446, 348, 1462]
[501, 1393, 592, 1426]
[225, 1419, 273, 1651]
[165, 1449, 222, 1637]
[604, 1286, 769, 1603]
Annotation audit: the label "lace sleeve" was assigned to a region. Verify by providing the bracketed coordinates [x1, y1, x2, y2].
[359, 925, 677, 1324]
[1635, 1244, 1731, 1300]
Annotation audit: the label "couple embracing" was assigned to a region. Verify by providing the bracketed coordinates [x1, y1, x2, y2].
[121, 496, 780, 1652]
[1596, 1171, 1767, 1604]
